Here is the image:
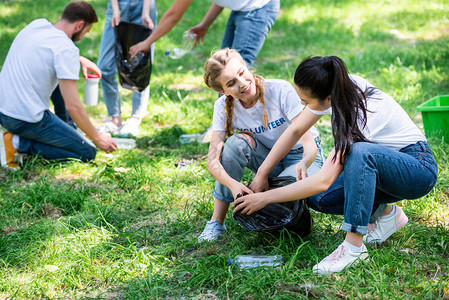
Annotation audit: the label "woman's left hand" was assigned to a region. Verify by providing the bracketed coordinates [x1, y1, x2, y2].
[142, 14, 154, 30]
[295, 160, 308, 181]
[233, 193, 268, 215]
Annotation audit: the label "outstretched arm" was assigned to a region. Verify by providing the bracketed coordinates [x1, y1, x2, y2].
[59, 79, 117, 153]
[234, 148, 343, 215]
[129, 0, 193, 57]
[189, 3, 224, 45]
[249, 108, 322, 192]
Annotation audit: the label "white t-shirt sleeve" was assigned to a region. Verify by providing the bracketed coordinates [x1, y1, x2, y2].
[212, 96, 227, 131]
[280, 82, 304, 121]
[55, 47, 80, 80]
[308, 107, 332, 115]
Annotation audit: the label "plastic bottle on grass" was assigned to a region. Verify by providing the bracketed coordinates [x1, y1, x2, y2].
[227, 255, 283, 269]
[165, 31, 196, 59]
[112, 138, 136, 149]
[179, 133, 204, 144]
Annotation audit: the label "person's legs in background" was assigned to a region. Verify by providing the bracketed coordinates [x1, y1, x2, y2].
[96, 0, 124, 136]
[119, 0, 157, 137]
[222, 0, 279, 67]
[97, 0, 157, 137]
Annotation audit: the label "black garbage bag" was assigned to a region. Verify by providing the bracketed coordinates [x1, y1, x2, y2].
[114, 21, 152, 92]
[233, 176, 313, 237]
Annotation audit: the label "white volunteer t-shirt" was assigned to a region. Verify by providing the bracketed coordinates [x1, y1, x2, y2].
[0, 19, 80, 123]
[307, 74, 425, 151]
[212, 0, 270, 11]
[212, 79, 320, 149]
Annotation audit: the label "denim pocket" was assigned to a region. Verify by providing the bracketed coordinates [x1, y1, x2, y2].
[400, 141, 438, 182]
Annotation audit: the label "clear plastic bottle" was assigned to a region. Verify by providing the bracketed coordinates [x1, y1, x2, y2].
[227, 255, 283, 269]
[112, 138, 136, 149]
[165, 31, 196, 59]
[124, 51, 145, 70]
[179, 133, 204, 144]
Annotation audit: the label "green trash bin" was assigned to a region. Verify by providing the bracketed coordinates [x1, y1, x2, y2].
[417, 95, 449, 143]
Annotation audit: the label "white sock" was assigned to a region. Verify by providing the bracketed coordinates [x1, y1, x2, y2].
[12, 134, 19, 150]
[380, 205, 396, 219]
[343, 240, 364, 253]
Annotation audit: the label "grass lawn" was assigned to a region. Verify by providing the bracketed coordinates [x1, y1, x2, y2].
[1, 0, 449, 298]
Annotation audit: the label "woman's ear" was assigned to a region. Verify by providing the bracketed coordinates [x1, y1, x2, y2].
[325, 95, 331, 105]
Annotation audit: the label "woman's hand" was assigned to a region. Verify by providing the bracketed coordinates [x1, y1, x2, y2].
[142, 13, 154, 30]
[188, 23, 208, 46]
[249, 174, 269, 193]
[229, 182, 253, 200]
[111, 10, 120, 27]
[233, 192, 268, 215]
[295, 160, 308, 181]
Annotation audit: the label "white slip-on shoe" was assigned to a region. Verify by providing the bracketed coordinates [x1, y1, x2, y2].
[364, 205, 409, 244]
[312, 242, 369, 275]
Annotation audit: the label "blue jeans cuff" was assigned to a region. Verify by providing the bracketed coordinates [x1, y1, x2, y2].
[341, 222, 368, 235]
[370, 203, 388, 223]
[212, 190, 234, 203]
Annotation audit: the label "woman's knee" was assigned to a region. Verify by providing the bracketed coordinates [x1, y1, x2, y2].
[221, 133, 256, 164]
[345, 142, 375, 167]
[224, 133, 256, 151]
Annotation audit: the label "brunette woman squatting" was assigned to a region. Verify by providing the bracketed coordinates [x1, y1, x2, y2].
[234, 56, 438, 275]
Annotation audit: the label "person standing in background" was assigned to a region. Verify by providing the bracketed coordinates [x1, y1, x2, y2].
[190, 0, 279, 67]
[129, 0, 280, 67]
[97, 0, 158, 137]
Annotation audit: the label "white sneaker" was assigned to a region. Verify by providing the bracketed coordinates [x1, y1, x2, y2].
[364, 205, 408, 244]
[198, 220, 226, 243]
[312, 242, 369, 275]
[119, 118, 140, 137]
[97, 120, 121, 136]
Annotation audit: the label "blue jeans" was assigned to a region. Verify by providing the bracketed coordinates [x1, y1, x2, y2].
[0, 111, 97, 162]
[213, 134, 326, 203]
[307, 141, 438, 235]
[221, 0, 279, 67]
[50, 85, 76, 129]
[97, 0, 157, 118]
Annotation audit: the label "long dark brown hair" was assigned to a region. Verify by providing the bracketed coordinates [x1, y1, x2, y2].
[294, 56, 377, 162]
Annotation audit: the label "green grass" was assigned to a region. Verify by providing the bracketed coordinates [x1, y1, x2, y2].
[1, 0, 449, 298]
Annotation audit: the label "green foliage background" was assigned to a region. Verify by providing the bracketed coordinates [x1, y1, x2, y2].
[0, 0, 448, 298]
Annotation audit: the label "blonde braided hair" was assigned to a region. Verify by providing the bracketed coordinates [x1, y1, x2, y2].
[204, 48, 268, 137]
